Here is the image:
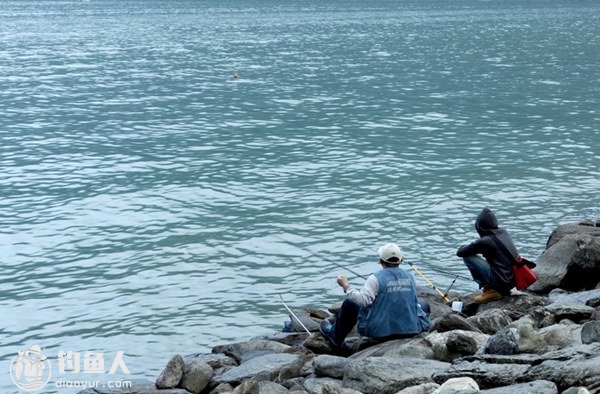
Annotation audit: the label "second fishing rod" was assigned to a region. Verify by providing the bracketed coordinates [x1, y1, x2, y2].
[277, 236, 468, 302]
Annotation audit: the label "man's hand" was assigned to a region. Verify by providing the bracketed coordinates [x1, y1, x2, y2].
[337, 275, 348, 288]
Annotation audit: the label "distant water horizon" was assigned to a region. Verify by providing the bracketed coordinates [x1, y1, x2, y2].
[1, 0, 599, 392]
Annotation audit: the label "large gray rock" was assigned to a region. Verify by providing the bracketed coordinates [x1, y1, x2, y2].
[479, 380, 558, 393]
[546, 223, 600, 249]
[232, 379, 258, 394]
[343, 356, 449, 394]
[289, 309, 322, 332]
[426, 330, 489, 362]
[508, 318, 547, 354]
[180, 362, 213, 394]
[313, 355, 351, 379]
[212, 353, 301, 385]
[156, 354, 185, 389]
[184, 353, 238, 371]
[212, 339, 292, 363]
[521, 345, 600, 392]
[483, 328, 519, 355]
[350, 337, 435, 361]
[432, 377, 479, 394]
[581, 321, 600, 344]
[432, 358, 530, 389]
[548, 288, 600, 306]
[538, 323, 581, 349]
[303, 377, 343, 394]
[463, 293, 549, 320]
[430, 313, 482, 333]
[544, 304, 596, 323]
[467, 309, 512, 335]
[258, 381, 289, 394]
[530, 233, 600, 294]
[395, 382, 441, 394]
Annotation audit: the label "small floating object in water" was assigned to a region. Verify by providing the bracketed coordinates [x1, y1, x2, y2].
[232, 72, 239, 80]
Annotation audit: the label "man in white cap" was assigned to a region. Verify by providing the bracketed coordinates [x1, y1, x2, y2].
[319, 243, 431, 347]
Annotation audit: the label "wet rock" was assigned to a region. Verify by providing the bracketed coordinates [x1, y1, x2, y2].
[232, 378, 258, 394]
[289, 309, 322, 332]
[545, 304, 596, 323]
[426, 330, 489, 362]
[467, 309, 512, 335]
[430, 313, 481, 333]
[343, 356, 450, 394]
[183, 353, 238, 371]
[479, 380, 558, 393]
[180, 361, 213, 394]
[521, 344, 600, 392]
[156, 354, 185, 389]
[483, 328, 519, 355]
[548, 288, 600, 307]
[212, 339, 293, 363]
[538, 323, 581, 349]
[433, 377, 479, 394]
[581, 321, 600, 344]
[395, 382, 441, 394]
[546, 223, 600, 249]
[350, 337, 434, 360]
[252, 332, 310, 348]
[258, 381, 289, 393]
[313, 355, 350, 379]
[303, 377, 342, 394]
[530, 233, 600, 294]
[212, 353, 301, 385]
[463, 293, 549, 320]
[433, 358, 530, 389]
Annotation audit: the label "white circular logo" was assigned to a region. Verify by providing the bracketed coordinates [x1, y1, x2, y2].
[10, 345, 52, 392]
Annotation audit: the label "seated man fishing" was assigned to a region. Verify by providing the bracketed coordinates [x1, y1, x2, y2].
[319, 243, 432, 348]
[457, 207, 516, 303]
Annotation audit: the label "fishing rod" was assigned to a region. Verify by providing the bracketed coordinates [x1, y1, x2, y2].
[276, 236, 460, 302]
[274, 236, 367, 280]
[279, 294, 312, 335]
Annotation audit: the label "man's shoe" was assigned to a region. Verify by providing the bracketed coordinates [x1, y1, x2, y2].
[319, 320, 341, 347]
[473, 288, 503, 304]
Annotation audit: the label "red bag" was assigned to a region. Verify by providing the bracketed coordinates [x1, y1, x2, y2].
[513, 257, 538, 290]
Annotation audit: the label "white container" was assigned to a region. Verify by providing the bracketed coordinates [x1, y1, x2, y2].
[451, 301, 463, 313]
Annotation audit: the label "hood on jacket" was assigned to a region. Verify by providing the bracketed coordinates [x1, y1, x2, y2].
[475, 208, 499, 236]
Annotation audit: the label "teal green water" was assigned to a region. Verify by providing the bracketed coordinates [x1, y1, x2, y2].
[1, 0, 600, 391]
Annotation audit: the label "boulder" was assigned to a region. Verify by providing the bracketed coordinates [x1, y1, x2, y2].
[212, 339, 293, 363]
[184, 353, 238, 371]
[483, 328, 519, 355]
[529, 233, 600, 294]
[303, 377, 343, 394]
[581, 321, 600, 344]
[521, 344, 600, 392]
[548, 288, 600, 306]
[417, 286, 455, 320]
[343, 356, 450, 394]
[546, 223, 600, 249]
[350, 337, 434, 361]
[252, 332, 310, 348]
[426, 330, 489, 362]
[156, 354, 185, 389]
[538, 323, 581, 349]
[463, 293, 549, 319]
[258, 381, 289, 394]
[432, 377, 479, 394]
[232, 379, 258, 394]
[545, 304, 596, 323]
[212, 353, 301, 385]
[395, 382, 441, 394]
[432, 358, 530, 389]
[508, 318, 547, 354]
[180, 362, 213, 394]
[313, 355, 351, 379]
[479, 380, 558, 393]
[467, 309, 512, 335]
[209, 383, 235, 393]
[289, 309, 322, 332]
[430, 313, 482, 333]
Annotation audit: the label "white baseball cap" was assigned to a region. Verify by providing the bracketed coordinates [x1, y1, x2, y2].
[378, 243, 403, 264]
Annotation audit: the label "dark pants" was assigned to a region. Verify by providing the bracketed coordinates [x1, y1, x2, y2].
[333, 299, 431, 344]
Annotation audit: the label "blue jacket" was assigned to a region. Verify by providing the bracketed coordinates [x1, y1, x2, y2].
[357, 267, 431, 338]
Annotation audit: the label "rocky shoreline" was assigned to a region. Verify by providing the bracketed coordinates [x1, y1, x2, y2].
[80, 221, 600, 394]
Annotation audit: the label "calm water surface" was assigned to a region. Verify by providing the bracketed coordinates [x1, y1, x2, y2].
[1, 0, 599, 391]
